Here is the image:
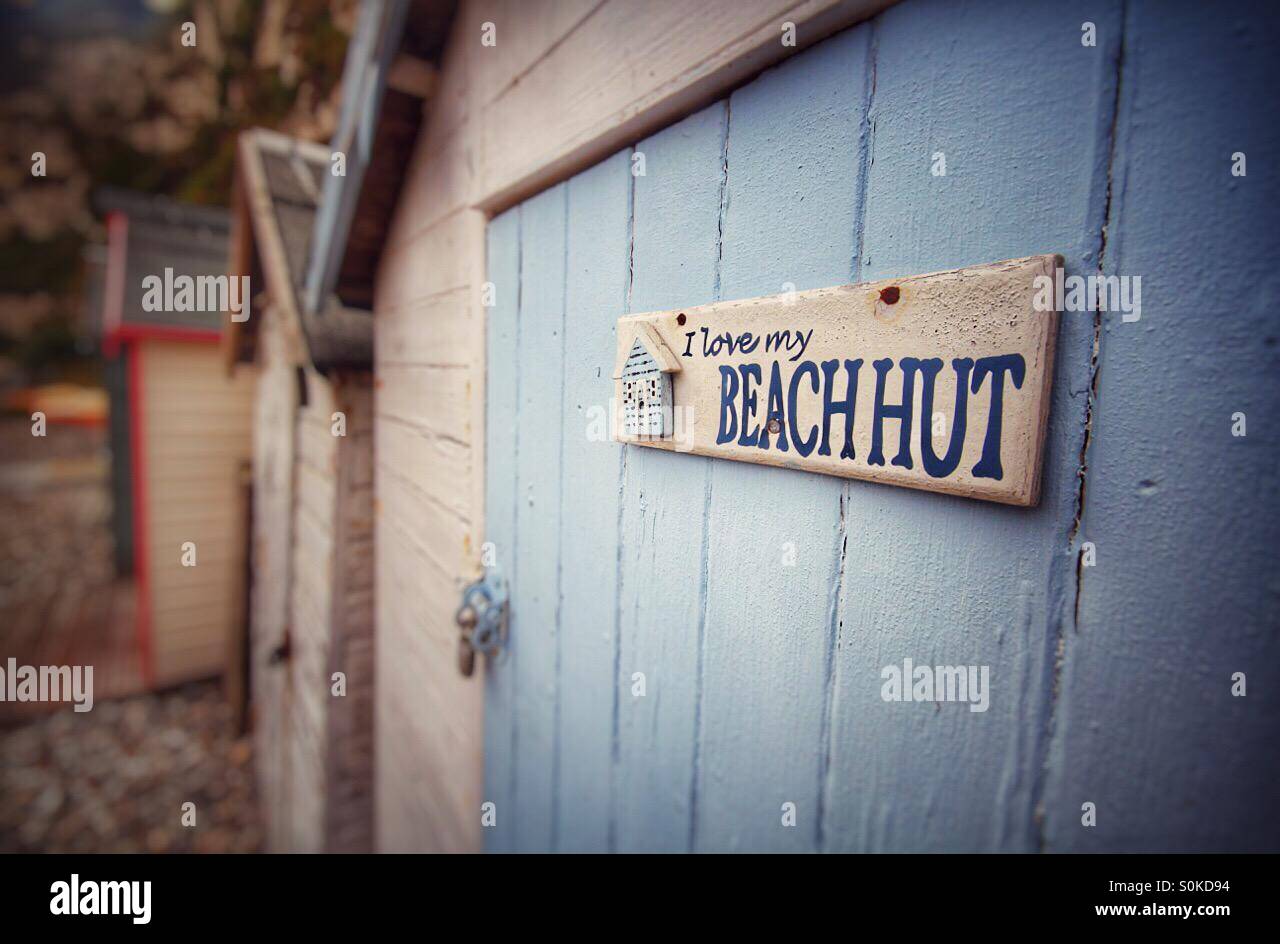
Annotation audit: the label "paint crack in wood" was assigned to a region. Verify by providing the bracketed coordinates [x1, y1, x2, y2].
[1037, 2, 1127, 853]
[816, 486, 850, 850]
[713, 99, 731, 301]
[850, 20, 878, 282]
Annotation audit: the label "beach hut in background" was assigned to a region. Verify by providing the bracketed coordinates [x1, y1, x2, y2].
[225, 128, 375, 853]
[92, 190, 254, 692]
[220, 0, 450, 854]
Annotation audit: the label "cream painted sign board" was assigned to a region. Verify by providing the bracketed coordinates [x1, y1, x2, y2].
[612, 255, 1061, 506]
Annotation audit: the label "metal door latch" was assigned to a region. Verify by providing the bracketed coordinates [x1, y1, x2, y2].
[454, 568, 508, 677]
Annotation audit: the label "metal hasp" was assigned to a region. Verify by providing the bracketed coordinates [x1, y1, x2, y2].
[454, 568, 508, 677]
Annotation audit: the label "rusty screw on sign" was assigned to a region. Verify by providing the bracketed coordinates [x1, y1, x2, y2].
[879, 286, 900, 305]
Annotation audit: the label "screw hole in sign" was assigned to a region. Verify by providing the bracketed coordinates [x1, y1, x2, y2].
[677, 312, 687, 325]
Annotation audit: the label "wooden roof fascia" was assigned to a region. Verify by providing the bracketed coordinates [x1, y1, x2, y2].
[235, 129, 310, 369]
[221, 173, 255, 375]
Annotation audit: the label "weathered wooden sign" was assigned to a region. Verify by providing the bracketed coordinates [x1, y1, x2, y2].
[612, 255, 1060, 506]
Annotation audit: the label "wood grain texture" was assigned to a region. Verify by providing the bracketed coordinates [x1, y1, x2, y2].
[376, 0, 895, 852]
[248, 306, 375, 851]
[282, 376, 340, 854]
[691, 28, 868, 851]
[470, 0, 605, 111]
[820, 0, 1117, 852]
[249, 307, 296, 852]
[377, 288, 473, 367]
[615, 256, 1060, 506]
[375, 502, 481, 852]
[552, 150, 632, 851]
[375, 417, 471, 525]
[397, 0, 1277, 853]
[482, 206, 521, 852]
[140, 339, 254, 687]
[324, 377, 375, 852]
[1043, 0, 1280, 852]
[510, 183, 569, 852]
[615, 103, 727, 852]
[377, 364, 472, 442]
[476, 0, 896, 212]
[378, 210, 478, 314]
[377, 526, 477, 851]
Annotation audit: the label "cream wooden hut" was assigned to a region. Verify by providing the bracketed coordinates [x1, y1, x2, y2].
[94, 190, 254, 690]
[224, 129, 376, 853]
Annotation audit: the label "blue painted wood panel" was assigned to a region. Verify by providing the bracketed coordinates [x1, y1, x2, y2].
[482, 0, 1280, 852]
[1043, 0, 1280, 852]
[482, 206, 521, 853]
[822, 0, 1121, 852]
[615, 103, 727, 852]
[509, 184, 567, 852]
[554, 150, 632, 852]
[694, 26, 869, 852]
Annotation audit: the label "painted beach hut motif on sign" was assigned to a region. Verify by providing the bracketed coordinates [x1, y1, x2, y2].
[614, 323, 680, 440]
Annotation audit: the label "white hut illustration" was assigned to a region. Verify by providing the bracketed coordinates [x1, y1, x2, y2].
[614, 322, 681, 440]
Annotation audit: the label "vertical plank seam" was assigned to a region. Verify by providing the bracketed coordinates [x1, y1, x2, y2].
[323, 379, 347, 851]
[688, 97, 732, 853]
[850, 20, 878, 286]
[626, 146, 637, 313]
[507, 205, 524, 850]
[818, 21, 877, 852]
[278, 347, 301, 851]
[713, 99, 731, 301]
[1071, 0, 1129, 578]
[608, 149, 637, 853]
[816, 490, 851, 850]
[551, 185, 570, 851]
[1035, 0, 1128, 853]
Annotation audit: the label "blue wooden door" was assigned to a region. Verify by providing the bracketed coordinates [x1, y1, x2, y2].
[482, 0, 1280, 853]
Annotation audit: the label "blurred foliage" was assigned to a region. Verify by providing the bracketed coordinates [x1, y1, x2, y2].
[0, 309, 94, 384]
[78, 0, 349, 206]
[0, 0, 352, 377]
[0, 232, 84, 296]
[11, 315, 80, 374]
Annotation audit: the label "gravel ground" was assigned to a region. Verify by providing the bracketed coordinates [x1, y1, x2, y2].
[0, 681, 263, 853]
[0, 419, 141, 700]
[1, 417, 263, 853]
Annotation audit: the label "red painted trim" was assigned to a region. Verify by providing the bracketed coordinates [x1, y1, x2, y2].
[127, 341, 155, 688]
[48, 415, 108, 429]
[102, 212, 129, 359]
[110, 322, 221, 345]
[99, 211, 225, 351]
